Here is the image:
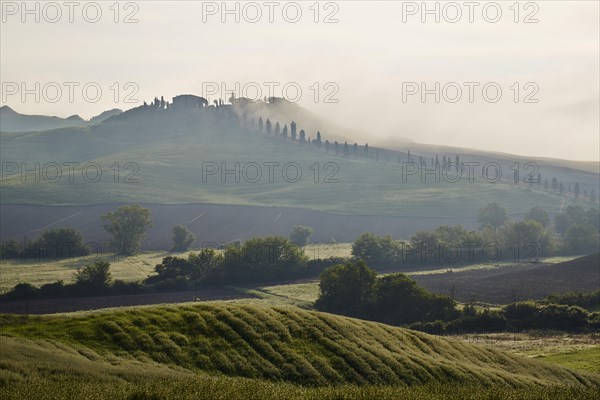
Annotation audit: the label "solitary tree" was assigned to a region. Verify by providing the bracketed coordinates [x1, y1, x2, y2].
[266, 118, 272, 135]
[290, 121, 297, 140]
[101, 205, 153, 255]
[289, 225, 313, 247]
[171, 224, 196, 252]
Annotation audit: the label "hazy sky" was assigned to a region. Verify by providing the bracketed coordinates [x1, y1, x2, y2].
[1, 1, 599, 161]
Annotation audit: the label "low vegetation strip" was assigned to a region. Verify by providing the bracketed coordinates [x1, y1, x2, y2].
[1, 303, 598, 388]
[2, 376, 600, 400]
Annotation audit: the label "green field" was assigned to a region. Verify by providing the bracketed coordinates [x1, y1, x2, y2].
[454, 332, 600, 374]
[1, 303, 598, 399]
[538, 347, 600, 374]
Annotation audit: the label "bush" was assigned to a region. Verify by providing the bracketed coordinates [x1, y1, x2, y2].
[171, 225, 196, 252]
[111, 280, 145, 295]
[503, 302, 590, 331]
[218, 236, 308, 283]
[315, 261, 376, 316]
[503, 302, 538, 330]
[149, 249, 222, 285]
[38, 280, 66, 297]
[535, 304, 589, 331]
[75, 261, 112, 292]
[408, 320, 448, 335]
[1, 227, 89, 260]
[447, 310, 507, 333]
[289, 225, 313, 247]
[315, 261, 458, 325]
[351, 233, 401, 267]
[543, 290, 600, 312]
[38, 227, 90, 259]
[6, 283, 37, 299]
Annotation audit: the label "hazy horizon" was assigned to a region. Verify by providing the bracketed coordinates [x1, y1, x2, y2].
[2, 1, 598, 161]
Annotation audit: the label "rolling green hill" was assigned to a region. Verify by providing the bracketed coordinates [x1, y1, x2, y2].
[1, 303, 598, 388]
[1, 102, 597, 217]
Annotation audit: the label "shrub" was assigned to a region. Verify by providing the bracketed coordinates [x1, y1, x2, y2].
[503, 302, 538, 330]
[38, 227, 90, 259]
[171, 225, 196, 252]
[535, 304, 589, 331]
[75, 261, 112, 292]
[351, 233, 401, 267]
[218, 236, 308, 283]
[289, 225, 313, 247]
[315, 261, 376, 316]
[447, 310, 507, 333]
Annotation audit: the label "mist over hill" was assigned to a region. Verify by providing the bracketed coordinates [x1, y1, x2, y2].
[1, 95, 598, 244]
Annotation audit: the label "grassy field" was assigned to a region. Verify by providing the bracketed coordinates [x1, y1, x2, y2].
[454, 332, 600, 374]
[0, 252, 165, 292]
[539, 347, 600, 374]
[3, 376, 599, 400]
[1, 303, 598, 399]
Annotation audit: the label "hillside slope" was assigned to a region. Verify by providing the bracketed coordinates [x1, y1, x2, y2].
[1, 104, 596, 218]
[1, 303, 598, 388]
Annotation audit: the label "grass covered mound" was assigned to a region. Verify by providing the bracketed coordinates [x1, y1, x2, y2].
[1, 303, 598, 389]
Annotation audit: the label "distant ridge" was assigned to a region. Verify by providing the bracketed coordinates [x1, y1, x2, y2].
[0, 106, 122, 132]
